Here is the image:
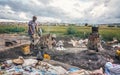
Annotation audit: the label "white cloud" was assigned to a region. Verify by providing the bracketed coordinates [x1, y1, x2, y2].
[0, 0, 120, 23]
[39, 16, 61, 23]
[19, 12, 29, 20]
[50, 0, 84, 18]
[31, 0, 42, 5]
[90, 4, 108, 18]
[0, 5, 15, 14]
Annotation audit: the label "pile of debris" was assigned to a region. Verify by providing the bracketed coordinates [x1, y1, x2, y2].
[49, 49, 119, 70]
[0, 56, 105, 75]
[0, 57, 67, 75]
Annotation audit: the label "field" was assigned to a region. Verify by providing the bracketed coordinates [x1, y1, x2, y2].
[37, 25, 120, 41]
[0, 25, 120, 41]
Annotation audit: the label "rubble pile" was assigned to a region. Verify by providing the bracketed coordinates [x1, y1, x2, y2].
[0, 57, 104, 75]
[0, 57, 68, 75]
[51, 49, 119, 70]
[0, 44, 119, 71]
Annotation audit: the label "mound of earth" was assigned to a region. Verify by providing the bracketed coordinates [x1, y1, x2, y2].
[47, 48, 120, 70]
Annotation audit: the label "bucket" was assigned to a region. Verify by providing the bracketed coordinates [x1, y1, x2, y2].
[22, 44, 30, 55]
[116, 50, 120, 56]
[44, 54, 51, 60]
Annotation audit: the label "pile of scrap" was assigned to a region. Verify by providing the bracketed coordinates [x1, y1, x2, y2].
[0, 56, 106, 75]
[87, 27, 104, 52]
[5, 39, 17, 47]
[50, 48, 119, 71]
[35, 34, 56, 50]
[68, 39, 88, 47]
[55, 40, 66, 50]
[0, 57, 68, 75]
[107, 38, 118, 46]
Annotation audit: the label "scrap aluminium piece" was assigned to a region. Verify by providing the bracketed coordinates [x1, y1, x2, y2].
[35, 34, 56, 50]
[5, 39, 17, 47]
[87, 26, 101, 52]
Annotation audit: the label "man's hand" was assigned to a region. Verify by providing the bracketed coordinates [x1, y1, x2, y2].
[31, 32, 34, 35]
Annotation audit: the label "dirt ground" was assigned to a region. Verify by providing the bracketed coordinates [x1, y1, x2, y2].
[0, 34, 29, 51]
[0, 46, 119, 71]
[0, 34, 120, 71]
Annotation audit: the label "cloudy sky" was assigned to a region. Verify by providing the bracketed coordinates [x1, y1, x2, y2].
[0, 0, 120, 24]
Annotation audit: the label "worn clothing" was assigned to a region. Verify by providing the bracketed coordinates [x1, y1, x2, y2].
[28, 20, 37, 44]
[28, 20, 37, 35]
[29, 34, 35, 44]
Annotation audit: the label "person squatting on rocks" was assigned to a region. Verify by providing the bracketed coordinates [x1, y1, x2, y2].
[28, 16, 38, 49]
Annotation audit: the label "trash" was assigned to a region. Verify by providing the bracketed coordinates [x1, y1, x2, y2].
[22, 59, 38, 66]
[69, 69, 88, 75]
[53, 66, 67, 74]
[55, 40, 66, 50]
[90, 68, 104, 75]
[116, 49, 120, 56]
[12, 72, 22, 75]
[68, 39, 88, 47]
[22, 44, 30, 55]
[44, 54, 51, 60]
[1, 64, 6, 69]
[68, 67, 80, 72]
[12, 56, 24, 65]
[36, 51, 43, 61]
[68, 39, 79, 47]
[105, 62, 120, 75]
[56, 46, 66, 50]
[56, 40, 64, 47]
[6, 60, 13, 65]
[5, 39, 18, 47]
[0, 57, 69, 75]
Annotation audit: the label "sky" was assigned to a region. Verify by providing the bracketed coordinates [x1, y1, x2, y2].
[0, 0, 120, 24]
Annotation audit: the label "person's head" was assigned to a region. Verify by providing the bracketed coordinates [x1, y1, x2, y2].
[32, 16, 37, 22]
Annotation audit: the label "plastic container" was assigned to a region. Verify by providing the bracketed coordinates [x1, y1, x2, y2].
[22, 44, 30, 55]
[116, 50, 120, 56]
[68, 68, 80, 72]
[44, 54, 51, 60]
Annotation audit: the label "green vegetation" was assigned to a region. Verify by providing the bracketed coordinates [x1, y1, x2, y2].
[0, 25, 25, 33]
[40, 26, 120, 41]
[0, 25, 120, 41]
[66, 26, 78, 35]
[99, 27, 120, 41]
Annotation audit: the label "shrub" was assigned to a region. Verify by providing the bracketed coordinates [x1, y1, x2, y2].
[74, 32, 90, 39]
[41, 28, 45, 33]
[108, 25, 115, 27]
[66, 26, 77, 35]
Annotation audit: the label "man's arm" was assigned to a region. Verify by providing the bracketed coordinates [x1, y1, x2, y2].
[29, 25, 34, 35]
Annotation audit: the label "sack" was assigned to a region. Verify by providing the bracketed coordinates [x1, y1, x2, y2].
[37, 51, 43, 61]
[12, 56, 24, 65]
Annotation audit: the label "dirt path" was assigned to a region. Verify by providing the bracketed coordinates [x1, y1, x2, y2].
[0, 34, 30, 51]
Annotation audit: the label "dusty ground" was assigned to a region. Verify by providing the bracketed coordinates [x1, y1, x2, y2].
[0, 46, 119, 71]
[0, 34, 120, 71]
[0, 34, 30, 51]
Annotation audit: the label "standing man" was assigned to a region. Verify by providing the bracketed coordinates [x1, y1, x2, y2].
[28, 16, 38, 49]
